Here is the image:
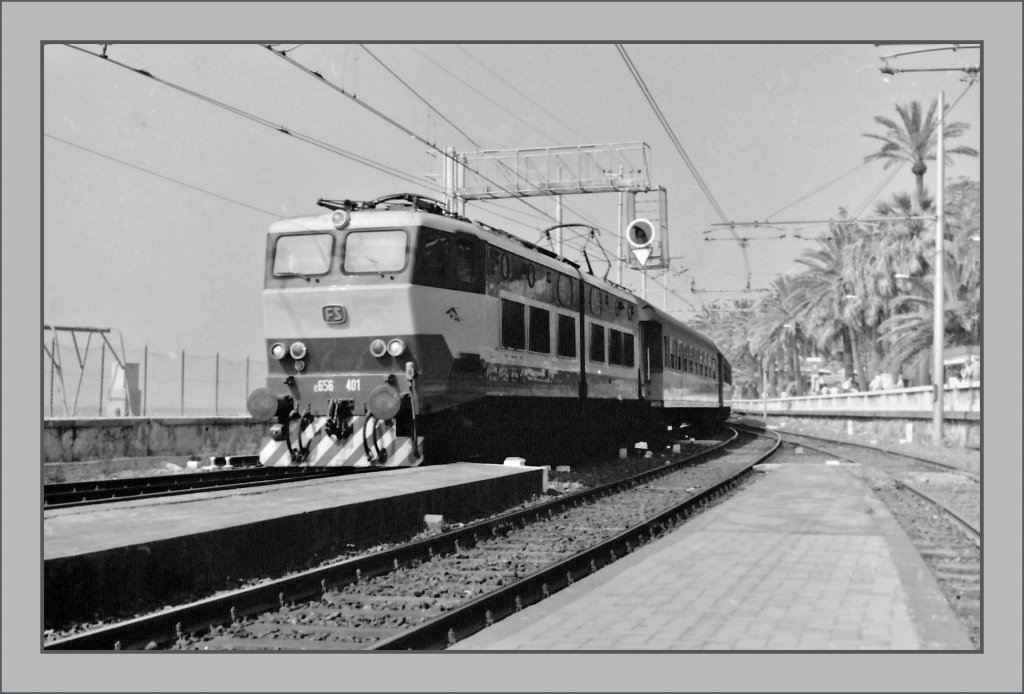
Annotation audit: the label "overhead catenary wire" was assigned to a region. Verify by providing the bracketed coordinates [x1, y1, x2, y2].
[364, 45, 618, 239]
[701, 72, 978, 243]
[45, 133, 281, 218]
[454, 45, 591, 143]
[275, 43, 623, 253]
[264, 44, 576, 229]
[63, 44, 438, 194]
[615, 44, 752, 289]
[405, 45, 567, 146]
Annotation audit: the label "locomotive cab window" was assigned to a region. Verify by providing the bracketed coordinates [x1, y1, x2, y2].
[589, 323, 605, 363]
[608, 329, 623, 366]
[556, 314, 577, 358]
[623, 333, 635, 367]
[273, 233, 334, 276]
[529, 306, 551, 353]
[455, 239, 475, 284]
[501, 299, 526, 350]
[413, 228, 450, 286]
[343, 229, 408, 274]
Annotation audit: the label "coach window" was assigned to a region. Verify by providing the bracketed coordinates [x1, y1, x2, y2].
[589, 323, 606, 363]
[608, 329, 623, 366]
[624, 333, 635, 367]
[501, 299, 526, 350]
[529, 306, 551, 353]
[556, 314, 577, 358]
[344, 229, 408, 274]
[274, 233, 333, 276]
[663, 337, 671, 369]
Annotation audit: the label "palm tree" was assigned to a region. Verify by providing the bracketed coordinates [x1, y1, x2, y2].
[879, 178, 980, 378]
[788, 219, 867, 387]
[749, 276, 804, 395]
[863, 100, 978, 211]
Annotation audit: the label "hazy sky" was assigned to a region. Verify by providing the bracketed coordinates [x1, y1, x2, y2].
[43, 42, 981, 362]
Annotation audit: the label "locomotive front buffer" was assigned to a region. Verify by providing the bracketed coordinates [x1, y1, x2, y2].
[247, 359, 423, 468]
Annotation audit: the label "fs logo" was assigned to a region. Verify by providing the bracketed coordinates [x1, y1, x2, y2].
[322, 305, 347, 324]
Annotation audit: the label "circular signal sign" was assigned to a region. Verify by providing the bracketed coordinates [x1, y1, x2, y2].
[626, 218, 656, 248]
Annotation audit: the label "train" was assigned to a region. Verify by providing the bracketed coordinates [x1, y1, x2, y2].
[246, 193, 732, 467]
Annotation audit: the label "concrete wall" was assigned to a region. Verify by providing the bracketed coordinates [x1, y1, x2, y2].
[731, 384, 980, 451]
[43, 416, 264, 464]
[733, 384, 980, 416]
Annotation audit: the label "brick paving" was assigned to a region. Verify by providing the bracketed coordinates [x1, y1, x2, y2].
[451, 461, 971, 651]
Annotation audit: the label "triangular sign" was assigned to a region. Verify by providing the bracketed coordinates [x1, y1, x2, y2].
[632, 247, 652, 267]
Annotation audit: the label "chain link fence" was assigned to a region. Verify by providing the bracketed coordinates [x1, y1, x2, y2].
[44, 343, 268, 418]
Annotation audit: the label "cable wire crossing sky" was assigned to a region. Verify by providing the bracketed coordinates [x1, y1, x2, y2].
[43, 42, 980, 362]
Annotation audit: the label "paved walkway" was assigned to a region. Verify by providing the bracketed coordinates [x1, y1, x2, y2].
[452, 460, 972, 650]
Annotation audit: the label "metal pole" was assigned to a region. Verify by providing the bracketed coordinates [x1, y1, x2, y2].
[245, 355, 250, 409]
[762, 360, 768, 426]
[49, 335, 56, 417]
[932, 90, 946, 447]
[99, 342, 106, 417]
[663, 268, 669, 311]
[215, 352, 220, 417]
[143, 345, 149, 416]
[181, 349, 186, 416]
[555, 196, 563, 257]
[617, 189, 624, 284]
[641, 266, 647, 300]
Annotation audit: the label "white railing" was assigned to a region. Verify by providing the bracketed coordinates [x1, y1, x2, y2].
[732, 383, 980, 415]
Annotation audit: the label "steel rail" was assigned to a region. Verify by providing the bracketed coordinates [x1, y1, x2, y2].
[45, 430, 746, 651]
[731, 421, 978, 480]
[735, 423, 979, 546]
[892, 479, 981, 546]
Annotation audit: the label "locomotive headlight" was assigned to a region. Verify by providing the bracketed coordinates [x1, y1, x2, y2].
[270, 343, 287, 360]
[293, 360, 306, 372]
[289, 341, 307, 360]
[369, 338, 388, 358]
[387, 338, 406, 357]
[331, 209, 351, 230]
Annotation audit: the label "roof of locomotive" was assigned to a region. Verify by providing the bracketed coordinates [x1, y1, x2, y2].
[271, 198, 724, 358]
[268, 201, 640, 303]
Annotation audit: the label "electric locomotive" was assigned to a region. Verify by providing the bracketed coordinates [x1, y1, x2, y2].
[247, 193, 731, 467]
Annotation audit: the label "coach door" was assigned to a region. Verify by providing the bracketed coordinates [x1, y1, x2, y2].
[638, 321, 660, 400]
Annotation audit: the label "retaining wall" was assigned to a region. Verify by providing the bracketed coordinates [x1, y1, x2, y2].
[43, 416, 264, 464]
[732, 384, 981, 453]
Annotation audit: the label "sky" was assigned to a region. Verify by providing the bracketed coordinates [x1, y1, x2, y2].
[42, 42, 982, 365]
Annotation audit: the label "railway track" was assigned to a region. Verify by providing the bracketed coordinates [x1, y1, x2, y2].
[43, 463, 389, 509]
[745, 425, 979, 480]
[734, 421, 981, 648]
[735, 424, 980, 534]
[45, 427, 780, 651]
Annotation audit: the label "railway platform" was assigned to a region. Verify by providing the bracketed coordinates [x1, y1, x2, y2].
[451, 457, 972, 651]
[44, 463, 544, 626]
